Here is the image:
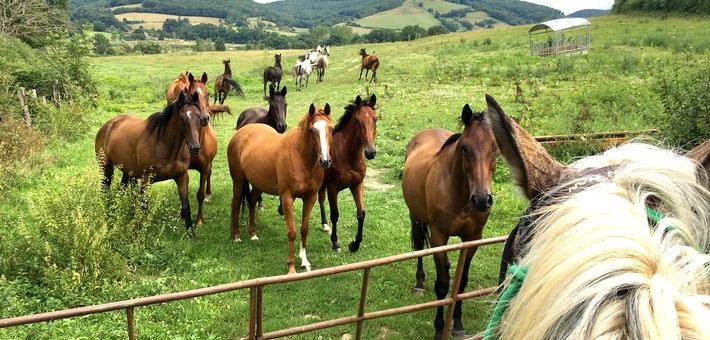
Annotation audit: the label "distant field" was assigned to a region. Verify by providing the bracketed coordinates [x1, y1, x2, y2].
[115, 12, 223, 29]
[354, 1, 442, 29]
[111, 3, 142, 10]
[420, 0, 469, 14]
[461, 11, 511, 29]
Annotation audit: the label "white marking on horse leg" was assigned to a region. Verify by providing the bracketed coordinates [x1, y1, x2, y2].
[204, 194, 211, 202]
[299, 246, 311, 271]
[322, 223, 331, 234]
[313, 120, 329, 160]
[233, 237, 242, 242]
[250, 235, 259, 241]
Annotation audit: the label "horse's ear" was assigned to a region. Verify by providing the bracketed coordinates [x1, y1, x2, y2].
[461, 104, 473, 126]
[191, 91, 199, 103]
[324, 103, 331, 116]
[269, 85, 275, 98]
[686, 139, 710, 175]
[201, 72, 208, 83]
[309, 103, 316, 117]
[188, 73, 195, 83]
[485, 94, 565, 200]
[280, 86, 287, 96]
[178, 91, 186, 102]
[369, 94, 377, 107]
[355, 95, 362, 106]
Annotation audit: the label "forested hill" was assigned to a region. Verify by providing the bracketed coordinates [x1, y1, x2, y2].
[612, 0, 709, 15]
[266, 0, 406, 27]
[448, 0, 563, 26]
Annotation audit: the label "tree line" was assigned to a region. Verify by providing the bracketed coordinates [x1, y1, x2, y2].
[612, 0, 710, 15]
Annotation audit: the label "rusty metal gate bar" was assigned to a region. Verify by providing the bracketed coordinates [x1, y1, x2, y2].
[0, 235, 507, 339]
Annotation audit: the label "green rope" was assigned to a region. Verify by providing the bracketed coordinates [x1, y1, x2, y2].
[483, 265, 528, 340]
[646, 207, 703, 253]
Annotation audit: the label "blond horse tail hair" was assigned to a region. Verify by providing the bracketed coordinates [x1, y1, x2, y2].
[497, 143, 710, 340]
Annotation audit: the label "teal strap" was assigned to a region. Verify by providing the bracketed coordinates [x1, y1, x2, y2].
[646, 207, 703, 253]
[483, 265, 528, 340]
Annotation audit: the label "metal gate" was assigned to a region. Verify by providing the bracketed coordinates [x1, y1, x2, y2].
[0, 235, 507, 339]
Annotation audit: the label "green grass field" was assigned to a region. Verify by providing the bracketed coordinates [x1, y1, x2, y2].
[1, 14, 709, 339]
[354, 1, 443, 30]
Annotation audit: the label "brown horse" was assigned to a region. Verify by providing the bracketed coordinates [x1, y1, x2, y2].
[358, 48, 380, 83]
[166, 72, 216, 227]
[263, 54, 283, 96]
[401, 103, 498, 339]
[214, 59, 244, 105]
[318, 94, 377, 252]
[95, 92, 203, 238]
[228, 104, 333, 274]
[166, 71, 190, 103]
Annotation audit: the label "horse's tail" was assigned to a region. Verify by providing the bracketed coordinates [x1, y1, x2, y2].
[240, 179, 250, 220]
[224, 78, 244, 98]
[410, 220, 430, 250]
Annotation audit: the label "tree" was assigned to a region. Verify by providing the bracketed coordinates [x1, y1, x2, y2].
[400, 25, 427, 41]
[427, 25, 449, 36]
[93, 34, 113, 55]
[214, 37, 226, 51]
[310, 26, 330, 44]
[0, 0, 69, 47]
[328, 25, 353, 46]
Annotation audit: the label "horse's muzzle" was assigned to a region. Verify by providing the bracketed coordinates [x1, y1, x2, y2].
[276, 123, 287, 133]
[319, 157, 332, 168]
[364, 148, 377, 160]
[189, 145, 202, 156]
[470, 194, 493, 212]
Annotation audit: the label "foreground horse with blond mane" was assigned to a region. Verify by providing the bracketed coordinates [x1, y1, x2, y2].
[482, 94, 710, 340]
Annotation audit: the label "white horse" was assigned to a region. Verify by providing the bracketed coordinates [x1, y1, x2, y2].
[291, 60, 312, 91]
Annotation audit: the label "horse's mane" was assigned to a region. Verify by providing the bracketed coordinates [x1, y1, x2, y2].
[298, 109, 330, 131]
[496, 143, 710, 339]
[333, 99, 373, 134]
[434, 111, 486, 156]
[147, 96, 197, 137]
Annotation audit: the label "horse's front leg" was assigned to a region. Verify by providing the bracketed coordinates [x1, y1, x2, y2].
[175, 173, 195, 239]
[348, 183, 365, 252]
[299, 193, 317, 271]
[431, 232, 450, 340]
[317, 184, 331, 234]
[280, 193, 298, 274]
[326, 185, 341, 252]
[195, 163, 211, 227]
[450, 240, 481, 339]
[359, 68, 364, 81]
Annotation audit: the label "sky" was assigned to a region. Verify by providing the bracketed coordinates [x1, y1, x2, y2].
[252, 0, 615, 16]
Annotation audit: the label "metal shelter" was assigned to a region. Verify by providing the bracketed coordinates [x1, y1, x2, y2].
[529, 18, 591, 56]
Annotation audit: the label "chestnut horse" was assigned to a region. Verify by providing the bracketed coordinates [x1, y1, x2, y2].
[95, 92, 203, 238]
[228, 104, 333, 274]
[263, 54, 283, 96]
[214, 59, 244, 105]
[358, 48, 380, 83]
[318, 94, 377, 252]
[166, 72, 215, 227]
[401, 103, 497, 339]
[483, 94, 710, 339]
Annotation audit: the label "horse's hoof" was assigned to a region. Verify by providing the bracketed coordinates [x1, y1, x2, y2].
[250, 235, 259, 241]
[348, 241, 360, 253]
[187, 228, 196, 239]
[451, 329, 467, 340]
[300, 264, 312, 271]
[204, 194, 211, 202]
[322, 224, 331, 234]
[412, 287, 425, 296]
[333, 246, 341, 253]
[196, 220, 203, 228]
[258, 206, 264, 211]
[233, 238, 242, 242]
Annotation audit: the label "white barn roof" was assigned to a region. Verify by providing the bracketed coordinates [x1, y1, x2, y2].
[529, 18, 591, 33]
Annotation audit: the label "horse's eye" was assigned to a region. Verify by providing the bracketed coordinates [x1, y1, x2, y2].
[461, 144, 470, 153]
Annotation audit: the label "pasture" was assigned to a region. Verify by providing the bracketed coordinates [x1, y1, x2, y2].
[1, 14, 709, 339]
[115, 12, 223, 30]
[353, 1, 443, 30]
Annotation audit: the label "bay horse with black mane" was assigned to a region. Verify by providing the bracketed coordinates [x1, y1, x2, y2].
[236, 85, 287, 133]
[95, 92, 203, 238]
[358, 48, 380, 83]
[401, 102, 497, 339]
[263, 54, 283, 96]
[228, 104, 333, 274]
[318, 94, 377, 252]
[214, 59, 244, 105]
[483, 94, 710, 339]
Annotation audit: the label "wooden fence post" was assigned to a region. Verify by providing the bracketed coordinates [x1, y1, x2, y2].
[52, 80, 61, 108]
[16, 87, 31, 127]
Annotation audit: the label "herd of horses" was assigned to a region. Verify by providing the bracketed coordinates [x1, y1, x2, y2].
[93, 45, 710, 339]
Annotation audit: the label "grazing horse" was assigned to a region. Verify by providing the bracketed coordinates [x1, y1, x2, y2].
[318, 94, 378, 252]
[166, 71, 190, 103]
[214, 59, 244, 105]
[401, 103, 497, 340]
[315, 54, 329, 83]
[291, 60, 312, 91]
[483, 94, 710, 339]
[228, 104, 334, 274]
[95, 92, 203, 238]
[263, 54, 283, 96]
[358, 48, 380, 83]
